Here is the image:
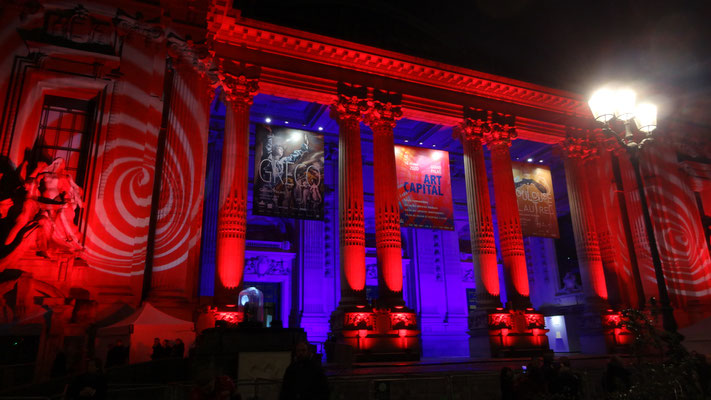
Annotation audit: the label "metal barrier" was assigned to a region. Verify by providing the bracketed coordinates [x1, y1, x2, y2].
[0, 397, 52, 400]
[237, 378, 282, 400]
[1, 366, 610, 400]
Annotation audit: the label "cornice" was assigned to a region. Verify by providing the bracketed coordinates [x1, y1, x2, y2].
[207, 10, 590, 121]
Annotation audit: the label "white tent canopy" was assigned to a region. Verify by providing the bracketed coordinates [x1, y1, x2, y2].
[97, 302, 195, 364]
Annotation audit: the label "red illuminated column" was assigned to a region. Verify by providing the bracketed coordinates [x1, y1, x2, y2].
[484, 114, 531, 309]
[456, 109, 501, 309]
[561, 133, 609, 309]
[330, 83, 369, 307]
[214, 66, 259, 306]
[364, 90, 405, 307]
[588, 146, 639, 308]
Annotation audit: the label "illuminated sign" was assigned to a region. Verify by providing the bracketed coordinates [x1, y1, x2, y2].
[395, 145, 454, 230]
[512, 162, 559, 238]
[253, 124, 325, 220]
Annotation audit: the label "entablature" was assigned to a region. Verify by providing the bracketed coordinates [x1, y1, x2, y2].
[207, 5, 593, 143]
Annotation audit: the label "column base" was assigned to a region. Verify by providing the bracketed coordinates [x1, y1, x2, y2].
[602, 309, 634, 353]
[199, 305, 245, 330]
[486, 308, 552, 358]
[329, 305, 420, 363]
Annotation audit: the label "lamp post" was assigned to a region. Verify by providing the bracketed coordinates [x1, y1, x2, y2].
[588, 87, 678, 334]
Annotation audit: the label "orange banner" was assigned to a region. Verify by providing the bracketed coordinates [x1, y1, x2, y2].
[395, 145, 454, 230]
[512, 162, 559, 238]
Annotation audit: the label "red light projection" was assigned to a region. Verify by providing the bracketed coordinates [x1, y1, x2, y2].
[151, 55, 211, 294]
[641, 143, 711, 304]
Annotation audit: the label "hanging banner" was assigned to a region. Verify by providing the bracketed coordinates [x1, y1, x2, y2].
[253, 124, 324, 220]
[395, 145, 454, 230]
[512, 161, 559, 238]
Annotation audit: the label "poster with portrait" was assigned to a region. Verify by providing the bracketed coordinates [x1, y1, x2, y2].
[512, 161, 559, 238]
[395, 145, 454, 230]
[253, 124, 324, 220]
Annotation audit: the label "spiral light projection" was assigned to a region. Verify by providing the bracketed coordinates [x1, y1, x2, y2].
[617, 154, 659, 299]
[82, 43, 164, 277]
[641, 144, 711, 302]
[151, 62, 210, 292]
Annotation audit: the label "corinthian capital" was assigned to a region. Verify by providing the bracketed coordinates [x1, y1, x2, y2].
[483, 112, 517, 149]
[216, 60, 260, 106]
[330, 82, 368, 122]
[167, 34, 213, 75]
[455, 107, 489, 142]
[364, 90, 403, 131]
[560, 128, 599, 160]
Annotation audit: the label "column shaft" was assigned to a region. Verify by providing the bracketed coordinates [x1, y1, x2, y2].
[457, 116, 501, 309]
[214, 70, 258, 306]
[486, 122, 530, 309]
[331, 86, 368, 307]
[562, 135, 608, 308]
[366, 95, 404, 306]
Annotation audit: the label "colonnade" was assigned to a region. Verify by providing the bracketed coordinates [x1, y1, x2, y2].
[200, 70, 639, 338]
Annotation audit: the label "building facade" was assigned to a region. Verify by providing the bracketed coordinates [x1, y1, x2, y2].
[1, 0, 710, 379]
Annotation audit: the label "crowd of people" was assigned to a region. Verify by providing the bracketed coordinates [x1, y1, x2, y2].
[151, 337, 185, 360]
[55, 333, 711, 400]
[500, 355, 583, 400]
[190, 340, 327, 400]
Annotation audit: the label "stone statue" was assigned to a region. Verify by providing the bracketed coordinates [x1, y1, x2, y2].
[2, 157, 83, 261]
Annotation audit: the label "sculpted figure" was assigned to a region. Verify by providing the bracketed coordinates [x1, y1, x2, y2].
[4, 158, 83, 258]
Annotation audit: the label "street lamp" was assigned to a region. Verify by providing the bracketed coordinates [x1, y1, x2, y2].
[588, 87, 677, 334]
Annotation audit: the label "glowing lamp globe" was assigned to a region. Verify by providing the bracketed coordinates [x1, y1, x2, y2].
[588, 88, 616, 122]
[614, 88, 637, 121]
[634, 103, 657, 133]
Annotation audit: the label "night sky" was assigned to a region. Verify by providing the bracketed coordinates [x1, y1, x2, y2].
[237, 0, 711, 99]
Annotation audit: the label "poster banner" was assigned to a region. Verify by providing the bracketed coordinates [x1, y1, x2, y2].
[512, 161, 559, 238]
[253, 124, 324, 220]
[395, 145, 454, 230]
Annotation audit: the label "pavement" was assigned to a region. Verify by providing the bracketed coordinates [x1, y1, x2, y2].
[325, 353, 613, 377]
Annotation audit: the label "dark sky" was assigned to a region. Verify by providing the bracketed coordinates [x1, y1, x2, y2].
[238, 0, 711, 97]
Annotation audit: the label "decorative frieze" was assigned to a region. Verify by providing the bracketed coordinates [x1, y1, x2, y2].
[244, 256, 291, 277]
